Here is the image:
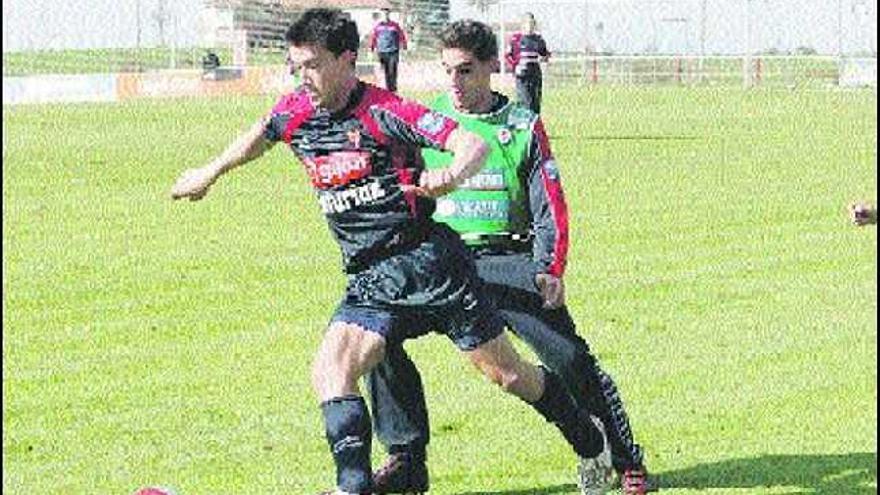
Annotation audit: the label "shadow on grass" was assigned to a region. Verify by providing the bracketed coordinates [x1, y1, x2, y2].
[455, 452, 876, 494]
[456, 483, 577, 495]
[661, 452, 877, 494]
[549, 135, 700, 141]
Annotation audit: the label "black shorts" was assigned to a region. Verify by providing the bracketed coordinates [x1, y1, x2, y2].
[330, 224, 503, 351]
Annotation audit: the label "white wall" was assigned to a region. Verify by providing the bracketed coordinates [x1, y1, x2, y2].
[3, 0, 876, 55]
[3, 0, 204, 52]
[448, 0, 877, 55]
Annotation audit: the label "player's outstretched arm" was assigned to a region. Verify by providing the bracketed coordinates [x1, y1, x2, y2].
[171, 118, 274, 201]
[849, 201, 877, 226]
[416, 127, 488, 197]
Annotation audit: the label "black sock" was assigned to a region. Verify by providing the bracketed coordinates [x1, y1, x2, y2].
[321, 395, 373, 492]
[529, 366, 604, 458]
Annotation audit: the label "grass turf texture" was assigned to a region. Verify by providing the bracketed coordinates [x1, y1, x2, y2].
[3, 85, 877, 494]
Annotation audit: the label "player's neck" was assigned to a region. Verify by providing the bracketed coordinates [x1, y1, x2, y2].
[325, 76, 359, 113]
[460, 90, 496, 114]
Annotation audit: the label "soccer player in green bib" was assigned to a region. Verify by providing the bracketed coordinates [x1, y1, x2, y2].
[366, 20, 656, 495]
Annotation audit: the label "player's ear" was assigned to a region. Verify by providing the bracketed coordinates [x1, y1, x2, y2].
[489, 58, 500, 73]
[340, 50, 357, 66]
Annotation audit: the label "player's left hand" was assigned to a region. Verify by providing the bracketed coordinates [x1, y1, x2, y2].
[849, 201, 877, 226]
[535, 273, 565, 309]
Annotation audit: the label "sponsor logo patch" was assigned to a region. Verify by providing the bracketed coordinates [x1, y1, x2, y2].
[346, 128, 362, 149]
[459, 171, 506, 191]
[318, 181, 388, 214]
[436, 199, 457, 216]
[305, 151, 373, 188]
[542, 159, 561, 181]
[434, 199, 510, 220]
[416, 111, 447, 136]
[497, 128, 513, 145]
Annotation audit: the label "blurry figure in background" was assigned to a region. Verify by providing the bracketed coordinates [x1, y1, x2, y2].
[849, 201, 877, 226]
[505, 12, 550, 114]
[202, 50, 221, 73]
[369, 8, 408, 92]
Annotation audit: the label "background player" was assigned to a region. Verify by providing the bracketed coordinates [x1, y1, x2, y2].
[505, 12, 550, 114]
[369, 8, 408, 92]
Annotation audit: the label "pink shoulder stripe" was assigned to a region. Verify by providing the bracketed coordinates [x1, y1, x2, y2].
[352, 84, 400, 145]
[270, 90, 313, 143]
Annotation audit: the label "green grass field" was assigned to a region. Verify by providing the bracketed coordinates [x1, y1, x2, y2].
[3, 85, 877, 494]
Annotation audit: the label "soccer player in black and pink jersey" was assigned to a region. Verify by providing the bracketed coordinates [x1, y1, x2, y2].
[171, 8, 606, 495]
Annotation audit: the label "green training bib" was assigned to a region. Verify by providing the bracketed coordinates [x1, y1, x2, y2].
[422, 94, 536, 240]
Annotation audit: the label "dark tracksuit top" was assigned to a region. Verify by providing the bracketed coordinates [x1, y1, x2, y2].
[370, 20, 408, 92]
[506, 32, 551, 113]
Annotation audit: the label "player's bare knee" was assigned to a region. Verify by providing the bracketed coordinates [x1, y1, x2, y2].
[497, 369, 526, 394]
[471, 357, 521, 392]
[312, 322, 386, 393]
[312, 324, 352, 394]
[478, 365, 505, 388]
[474, 355, 543, 401]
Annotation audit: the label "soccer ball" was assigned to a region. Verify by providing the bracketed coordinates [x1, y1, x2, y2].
[133, 487, 177, 495]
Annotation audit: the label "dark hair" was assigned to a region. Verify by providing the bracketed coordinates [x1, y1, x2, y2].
[438, 20, 498, 62]
[285, 8, 360, 57]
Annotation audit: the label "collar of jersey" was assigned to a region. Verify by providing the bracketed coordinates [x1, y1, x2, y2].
[442, 92, 511, 125]
[321, 80, 366, 120]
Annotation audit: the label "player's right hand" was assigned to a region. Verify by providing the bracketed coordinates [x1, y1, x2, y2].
[402, 169, 458, 198]
[171, 167, 216, 201]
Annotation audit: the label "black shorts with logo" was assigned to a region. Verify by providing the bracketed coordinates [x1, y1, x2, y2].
[330, 223, 503, 351]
